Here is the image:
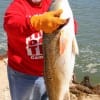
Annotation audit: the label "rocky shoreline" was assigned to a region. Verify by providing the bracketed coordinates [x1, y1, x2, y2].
[0, 54, 100, 100]
[70, 83, 100, 100]
[0, 54, 11, 100]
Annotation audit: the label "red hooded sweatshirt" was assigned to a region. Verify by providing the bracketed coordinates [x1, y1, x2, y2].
[4, 0, 78, 76]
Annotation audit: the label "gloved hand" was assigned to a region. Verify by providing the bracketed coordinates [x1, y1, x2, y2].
[30, 9, 67, 33]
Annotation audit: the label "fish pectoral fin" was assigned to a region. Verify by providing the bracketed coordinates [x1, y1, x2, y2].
[59, 32, 67, 55]
[72, 37, 79, 55]
[59, 31, 79, 55]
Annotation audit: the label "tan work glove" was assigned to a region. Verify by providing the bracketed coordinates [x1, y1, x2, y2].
[30, 9, 67, 33]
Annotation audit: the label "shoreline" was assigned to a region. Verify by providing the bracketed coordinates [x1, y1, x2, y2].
[0, 57, 11, 100]
[0, 55, 100, 100]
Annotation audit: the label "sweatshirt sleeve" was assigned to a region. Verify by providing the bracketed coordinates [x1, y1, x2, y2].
[3, 1, 33, 34]
[74, 19, 78, 35]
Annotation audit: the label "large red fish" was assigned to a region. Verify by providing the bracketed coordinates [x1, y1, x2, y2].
[43, 0, 79, 100]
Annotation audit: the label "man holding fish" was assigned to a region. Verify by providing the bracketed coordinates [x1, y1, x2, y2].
[3, 0, 78, 100]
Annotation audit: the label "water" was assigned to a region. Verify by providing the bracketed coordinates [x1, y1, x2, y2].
[0, 0, 100, 84]
[69, 0, 100, 84]
[0, 0, 11, 54]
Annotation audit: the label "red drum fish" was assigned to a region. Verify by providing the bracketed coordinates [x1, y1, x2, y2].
[43, 0, 79, 100]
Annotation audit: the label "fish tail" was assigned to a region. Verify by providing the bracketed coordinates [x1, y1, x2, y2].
[72, 37, 79, 55]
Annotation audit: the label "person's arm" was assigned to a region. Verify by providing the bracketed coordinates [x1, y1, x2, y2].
[4, 0, 67, 34]
[3, 2, 29, 34]
[30, 9, 67, 33]
[74, 19, 78, 35]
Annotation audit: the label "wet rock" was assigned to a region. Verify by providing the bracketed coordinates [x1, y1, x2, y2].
[70, 75, 100, 100]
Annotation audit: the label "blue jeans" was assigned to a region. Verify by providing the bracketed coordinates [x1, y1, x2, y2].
[7, 66, 48, 100]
